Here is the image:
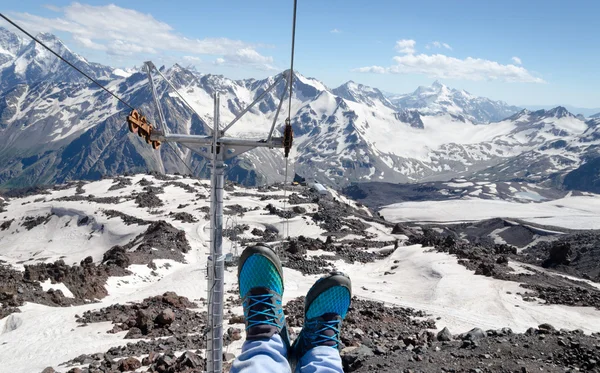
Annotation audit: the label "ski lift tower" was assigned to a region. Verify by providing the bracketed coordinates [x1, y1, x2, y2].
[127, 63, 294, 373]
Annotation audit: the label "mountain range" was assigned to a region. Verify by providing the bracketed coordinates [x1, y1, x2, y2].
[387, 81, 522, 124]
[0, 27, 599, 193]
[523, 104, 600, 118]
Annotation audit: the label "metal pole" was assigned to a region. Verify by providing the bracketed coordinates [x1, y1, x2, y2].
[207, 93, 225, 373]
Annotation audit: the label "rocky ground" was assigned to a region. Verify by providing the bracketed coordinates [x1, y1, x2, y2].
[35, 295, 600, 373]
[422, 218, 568, 249]
[2, 175, 600, 373]
[521, 231, 600, 282]
[53, 292, 212, 373]
[397, 224, 600, 310]
[287, 297, 600, 373]
[343, 181, 572, 211]
[0, 218, 192, 319]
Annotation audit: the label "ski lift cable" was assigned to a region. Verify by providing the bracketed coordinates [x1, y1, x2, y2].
[0, 13, 135, 111]
[287, 0, 297, 117]
[145, 63, 170, 136]
[145, 61, 206, 129]
[223, 74, 287, 133]
[144, 63, 213, 196]
[267, 72, 290, 142]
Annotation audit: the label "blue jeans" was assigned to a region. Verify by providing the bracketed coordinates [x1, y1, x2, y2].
[230, 334, 343, 373]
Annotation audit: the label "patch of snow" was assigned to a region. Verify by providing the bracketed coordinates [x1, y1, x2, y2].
[514, 191, 546, 202]
[112, 68, 132, 78]
[39, 279, 75, 298]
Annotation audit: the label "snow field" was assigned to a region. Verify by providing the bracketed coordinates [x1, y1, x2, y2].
[381, 194, 600, 230]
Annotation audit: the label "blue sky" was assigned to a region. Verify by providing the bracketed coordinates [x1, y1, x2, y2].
[2, 0, 600, 108]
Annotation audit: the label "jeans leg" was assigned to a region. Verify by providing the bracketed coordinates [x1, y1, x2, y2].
[230, 334, 292, 373]
[296, 346, 343, 373]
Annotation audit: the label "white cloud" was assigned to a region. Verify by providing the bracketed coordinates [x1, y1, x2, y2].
[6, 3, 274, 69]
[426, 41, 452, 50]
[230, 48, 273, 64]
[354, 40, 544, 83]
[330, 28, 341, 34]
[395, 39, 416, 55]
[183, 56, 202, 63]
[43, 5, 61, 12]
[512, 56, 522, 65]
[353, 66, 386, 74]
[214, 49, 277, 71]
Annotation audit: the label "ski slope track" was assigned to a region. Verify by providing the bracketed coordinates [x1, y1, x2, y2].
[0, 175, 599, 372]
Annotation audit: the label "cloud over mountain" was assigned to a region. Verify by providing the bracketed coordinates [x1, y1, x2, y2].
[354, 40, 544, 83]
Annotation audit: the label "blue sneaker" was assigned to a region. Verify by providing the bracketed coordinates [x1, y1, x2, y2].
[238, 244, 288, 342]
[291, 272, 352, 362]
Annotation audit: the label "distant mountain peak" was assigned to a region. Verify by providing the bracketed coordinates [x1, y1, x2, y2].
[524, 106, 575, 120]
[389, 81, 522, 124]
[0, 28, 113, 91]
[546, 106, 572, 118]
[36, 32, 59, 41]
[0, 27, 27, 63]
[332, 80, 394, 109]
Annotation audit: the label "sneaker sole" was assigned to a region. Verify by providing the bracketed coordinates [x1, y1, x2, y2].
[305, 271, 352, 316]
[238, 244, 284, 287]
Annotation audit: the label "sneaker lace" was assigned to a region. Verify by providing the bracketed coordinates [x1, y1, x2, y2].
[305, 319, 341, 348]
[244, 294, 282, 329]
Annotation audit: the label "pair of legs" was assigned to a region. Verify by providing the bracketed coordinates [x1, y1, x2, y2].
[230, 245, 352, 373]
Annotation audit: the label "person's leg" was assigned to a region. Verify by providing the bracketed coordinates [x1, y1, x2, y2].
[230, 334, 290, 373]
[291, 272, 352, 373]
[297, 346, 343, 373]
[230, 244, 291, 373]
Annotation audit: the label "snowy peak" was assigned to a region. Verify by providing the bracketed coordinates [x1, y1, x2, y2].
[0, 27, 25, 54]
[292, 71, 328, 99]
[389, 81, 522, 124]
[526, 106, 576, 120]
[332, 80, 395, 109]
[591, 112, 600, 119]
[506, 109, 531, 121]
[507, 106, 580, 126]
[0, 27, 26, 65]
[0, 28, 113, 91]
[545, 106, 574, 119]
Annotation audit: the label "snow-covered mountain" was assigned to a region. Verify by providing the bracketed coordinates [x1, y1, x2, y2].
[0, 27, 598, 191]
[331, 80, 396, 109]
[525, 104, 600, 118]
[591, 112, 600, 118]
[0, 27, 27, 66]
[388, 80, 522, 124]
[0, 31, 114, 92]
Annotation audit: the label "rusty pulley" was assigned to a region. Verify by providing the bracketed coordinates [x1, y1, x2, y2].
[127, 109, 161, 150]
